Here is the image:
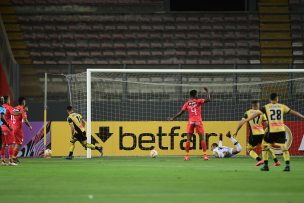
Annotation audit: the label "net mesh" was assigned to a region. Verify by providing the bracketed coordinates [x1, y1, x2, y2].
[66, 71, 304, 156]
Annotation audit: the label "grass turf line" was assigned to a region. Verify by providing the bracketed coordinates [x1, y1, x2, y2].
[1, 157, 304, 203]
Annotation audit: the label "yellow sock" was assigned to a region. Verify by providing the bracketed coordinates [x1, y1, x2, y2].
[249, 150, 259, 160]
[69, 143, 75, 153]
[86, 143, 97, 150]
[283, 150, 290, 161]
[262, 148, 269, 161]
[268, 148, 277, 159]
[262, 140, 271, 162]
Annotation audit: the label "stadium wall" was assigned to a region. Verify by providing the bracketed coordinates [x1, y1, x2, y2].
[51, 121, 247, 157]
[0, 63, 13, 102]
[18, 120, 304, 157]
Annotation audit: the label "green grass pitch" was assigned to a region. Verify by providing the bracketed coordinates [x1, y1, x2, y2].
[1, 157, 304, 203]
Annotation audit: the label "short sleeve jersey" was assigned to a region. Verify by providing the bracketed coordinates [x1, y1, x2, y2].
[243, 109, 267, 135]
[2, 104, 13, 130]
[13, 105, 27, 129]
[182, 99, 205, 122]
[67, 113, 85, 134]
[259, 103, 290, 133]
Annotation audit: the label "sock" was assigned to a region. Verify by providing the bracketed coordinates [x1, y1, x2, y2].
[68, 143, 75, 156]
[262, 148, 269, 166]
[1, 147, 5, 160]
[218, 140, 223, 147]
[86, 143, 97, 150]
[249, 150, 259, 160]
[8, 145, 14, 162]
[229, 137, 237, 144]
[201, 140, 207, 155]
[283, 150, 290, 164]
[268, 148, 277, 160]
[230, 137, 242, 152]
[13, 149, 18, 158]
[185, 141, 190, 155]
[267, 149, 278, 163]
[13, 147, 20, 158]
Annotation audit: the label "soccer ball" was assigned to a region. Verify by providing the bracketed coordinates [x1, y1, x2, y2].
[150, 149, 158, 158]
[44, 149, 52, 158]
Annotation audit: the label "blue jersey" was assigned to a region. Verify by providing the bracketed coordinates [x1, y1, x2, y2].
[0, 105, 6, 127]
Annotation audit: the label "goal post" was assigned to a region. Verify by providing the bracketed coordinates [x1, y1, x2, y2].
[74, 68, 304, 158]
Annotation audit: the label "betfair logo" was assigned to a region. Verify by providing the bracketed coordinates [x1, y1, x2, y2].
[95, 127, 113, 142]
[96, 126, 218, 151]
[118, 126, 217, 151]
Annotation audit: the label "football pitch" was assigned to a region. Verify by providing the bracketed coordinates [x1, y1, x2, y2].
[1, 157, 304, 203]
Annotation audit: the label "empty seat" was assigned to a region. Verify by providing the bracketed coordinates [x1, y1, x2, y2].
[17, 12, 261, 65]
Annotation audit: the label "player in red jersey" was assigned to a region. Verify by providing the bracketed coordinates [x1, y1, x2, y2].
[0, 96, 13, 153]
[13, 97, 32, 163]
[169, 88, 211, 161]
[1, 96, 23, 166]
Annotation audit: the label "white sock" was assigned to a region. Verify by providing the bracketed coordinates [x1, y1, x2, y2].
[230, 137, 242, 152]
[218, 140, 223, 147]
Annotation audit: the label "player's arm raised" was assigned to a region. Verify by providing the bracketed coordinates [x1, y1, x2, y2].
[169, 110, 186, 121]
[233, 112, 262, 136]
[203, 87, 211, 103]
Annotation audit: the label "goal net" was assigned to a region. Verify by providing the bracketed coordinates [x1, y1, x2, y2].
[66, 69, 304, 158]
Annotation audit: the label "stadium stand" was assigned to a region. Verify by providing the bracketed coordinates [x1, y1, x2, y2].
[0, 0, 303, 66]
[258, 0, 293, 64]
[0, 0, 260, 65]
[16, 13, 260, 65]
[290, 0, 304, 64]
[0, 0, 303, 105]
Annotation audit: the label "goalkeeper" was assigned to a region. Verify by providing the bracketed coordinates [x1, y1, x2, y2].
[211, 131, 242, 158]
[65, 106, 103, 160]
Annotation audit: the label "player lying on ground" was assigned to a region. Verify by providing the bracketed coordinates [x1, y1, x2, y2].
[169, 88, 210, 161]
[0, 96, 13, 153]
[1, 96, 23, 166]
[233, 100, 280, 166]
[211, 131, 242, 158]
[65, 106, 103, 160]
[237, 93, 304, 172]
[12, 97, 32, 164]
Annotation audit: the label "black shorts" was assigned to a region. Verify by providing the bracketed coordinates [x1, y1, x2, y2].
[264, 131, 286, 144]
[248, 134, 264, 147]
[74, 131, 87, 142]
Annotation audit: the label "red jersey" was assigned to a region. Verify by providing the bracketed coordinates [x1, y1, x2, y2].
[13, 105, 27, 130]
[2, 103, 14, 130]
[182, 99, 205, 122]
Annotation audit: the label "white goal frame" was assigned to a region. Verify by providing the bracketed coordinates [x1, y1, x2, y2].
[86, 68, 304, 158]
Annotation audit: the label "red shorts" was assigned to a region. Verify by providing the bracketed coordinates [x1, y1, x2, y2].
[2, 128, 15, 145]
[14, 129, 24, 145]
[187, 121, 204, 134]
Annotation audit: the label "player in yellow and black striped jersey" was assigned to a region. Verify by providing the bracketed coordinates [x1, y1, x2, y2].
[65, 106, 103, 160]
[233, 100, 279, 166]
[239, 93, 304, 172]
